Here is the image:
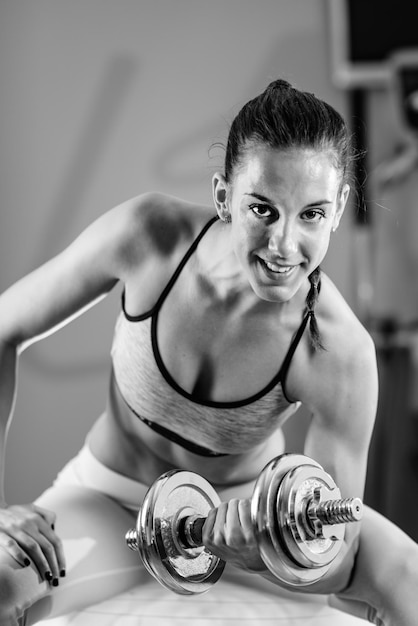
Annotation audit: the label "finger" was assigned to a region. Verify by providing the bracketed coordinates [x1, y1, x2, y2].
[39, 525, 66, 578]
[205, 500, 248, 545]
[224, 499, 242, 544]
[0, 535, 32, 568]
[10, 505, 65, 578]
[34, 515, 66, 576]
[31, 504, 57, 530]
[202, 502, 228, 548]
[204, 500, 245, 554]
[12, 527, 60, 584]
[228, 499, 265, 571]
[211, 502, 229, 543]
[237, 499, 256, 540]
[2, 509, 62, 583]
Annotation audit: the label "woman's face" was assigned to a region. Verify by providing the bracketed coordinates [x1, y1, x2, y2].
[214, 145, 349, 303]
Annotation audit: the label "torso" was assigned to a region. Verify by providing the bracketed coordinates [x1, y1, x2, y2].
[87, 200, 355, 488]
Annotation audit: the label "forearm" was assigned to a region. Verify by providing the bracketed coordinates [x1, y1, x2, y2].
[0, 339, 19, 504]
[330, 506, 418, 626]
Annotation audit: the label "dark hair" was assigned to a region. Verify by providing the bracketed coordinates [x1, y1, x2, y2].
[224, 79, 355, 350]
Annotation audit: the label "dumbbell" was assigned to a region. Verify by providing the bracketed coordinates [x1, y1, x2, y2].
[125, 453, 363, 595]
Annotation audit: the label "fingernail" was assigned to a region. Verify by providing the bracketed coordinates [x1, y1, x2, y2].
[52, 578, 59, 587]
[45, 571, 53, 581]
[51, 523, 55, 530]
[60, 569, 66, 577]
[24, 558, 31, 567]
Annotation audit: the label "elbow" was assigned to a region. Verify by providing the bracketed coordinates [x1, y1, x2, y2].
[0, 332, 22, 358]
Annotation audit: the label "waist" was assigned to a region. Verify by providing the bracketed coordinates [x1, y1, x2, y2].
[88, 407, 286, 489]
[55, 438, 265, 509]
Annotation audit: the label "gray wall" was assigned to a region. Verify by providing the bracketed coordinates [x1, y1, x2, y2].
[1, 0, 406, 504]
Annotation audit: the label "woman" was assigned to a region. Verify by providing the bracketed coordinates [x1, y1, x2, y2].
[0, 79, 378, 624]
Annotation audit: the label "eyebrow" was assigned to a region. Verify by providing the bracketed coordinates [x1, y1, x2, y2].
[245, 192, 272, 203]
[244, 192, 333, 207]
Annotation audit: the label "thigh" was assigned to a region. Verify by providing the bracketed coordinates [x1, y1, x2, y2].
[25, 484, 148, 623]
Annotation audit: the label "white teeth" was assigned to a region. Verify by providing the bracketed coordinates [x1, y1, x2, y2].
[265, 261, 292, 273]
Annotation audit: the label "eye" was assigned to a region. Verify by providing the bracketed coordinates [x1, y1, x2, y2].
[302, 208, 326, 222]
[249, 203, 273, 218]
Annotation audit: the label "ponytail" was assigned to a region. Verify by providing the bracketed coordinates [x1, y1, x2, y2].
[305, 267, 324, 351]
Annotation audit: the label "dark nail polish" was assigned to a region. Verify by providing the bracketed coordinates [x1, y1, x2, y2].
[45, 571, 53, 581]
[52, 578, 59, 587]
[51, 524, 55, 530]
[60, 569, 66, 577]
[24, 558, 30, 567]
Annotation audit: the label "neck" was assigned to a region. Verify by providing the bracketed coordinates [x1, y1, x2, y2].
[194, 222, 249, 303]
[195, 220, 310, 318]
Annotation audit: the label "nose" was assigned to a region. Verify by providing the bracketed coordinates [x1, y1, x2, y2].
[268, 221, 298, 258]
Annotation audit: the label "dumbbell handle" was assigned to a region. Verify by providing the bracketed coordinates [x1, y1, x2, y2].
[178, 514, 206, 549]
[178, 496, 363, 549]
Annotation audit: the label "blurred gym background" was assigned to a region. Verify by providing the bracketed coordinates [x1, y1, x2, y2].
[1, 0, 418, 541]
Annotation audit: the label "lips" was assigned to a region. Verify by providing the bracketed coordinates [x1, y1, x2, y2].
[265, 260, 293, 274]
[259, 257, 296, 276]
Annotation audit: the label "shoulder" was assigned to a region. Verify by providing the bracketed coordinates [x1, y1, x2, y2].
[109, 191, 214, 246]
[317, 273, 376, 369]
[97, 191, 216, 277]
[289, 272, 378, 423]
[315, 273, 377, 419]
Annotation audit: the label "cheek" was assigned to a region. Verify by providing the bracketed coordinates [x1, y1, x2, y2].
[241, 216, 268, 245]
[308, 230, 331, 261]
[233, 232, 251, 264]
[233, 219, 262, 252]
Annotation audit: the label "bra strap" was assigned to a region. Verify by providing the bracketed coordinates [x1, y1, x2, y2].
[153, 215, 219, 312]
[280, 311, 312, 381]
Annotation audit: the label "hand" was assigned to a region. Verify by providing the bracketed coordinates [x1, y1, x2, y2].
[0, 502, 66, 585]
[201, 498, 266, 572]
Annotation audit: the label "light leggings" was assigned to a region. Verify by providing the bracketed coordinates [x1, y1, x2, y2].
[0, 439, 258, 625]
[8, 439, 413, 625]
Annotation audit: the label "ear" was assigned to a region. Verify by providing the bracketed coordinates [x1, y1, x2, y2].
[212, 172, 231, 222]
[332, 183, 350, 231]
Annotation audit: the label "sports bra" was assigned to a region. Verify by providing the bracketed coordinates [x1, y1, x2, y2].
[111, 216, 311, 457]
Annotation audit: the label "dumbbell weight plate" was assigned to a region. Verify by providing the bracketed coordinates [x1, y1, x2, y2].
[137, 469, 226, 595]
[252, 453, 343, 586]
[276, 463, 344, 569]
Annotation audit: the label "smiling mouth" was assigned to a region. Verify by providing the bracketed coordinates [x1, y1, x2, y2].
[260, 258, 296, 275]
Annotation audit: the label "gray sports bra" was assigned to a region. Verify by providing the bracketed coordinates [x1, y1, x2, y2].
[111, 216, 310, 457]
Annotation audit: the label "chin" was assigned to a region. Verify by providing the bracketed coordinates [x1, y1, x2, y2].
[250, 281, 298, 304]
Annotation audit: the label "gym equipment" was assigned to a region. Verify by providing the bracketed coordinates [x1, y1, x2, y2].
[125, 453, 362, 594]
[126, 470, 225, 595]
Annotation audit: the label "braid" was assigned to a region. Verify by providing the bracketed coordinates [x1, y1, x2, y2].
[305, 267, 324, 351]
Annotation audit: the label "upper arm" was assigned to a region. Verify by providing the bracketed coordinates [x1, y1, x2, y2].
[302, 328, 378, 500]
[0, 192, 163, 349]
